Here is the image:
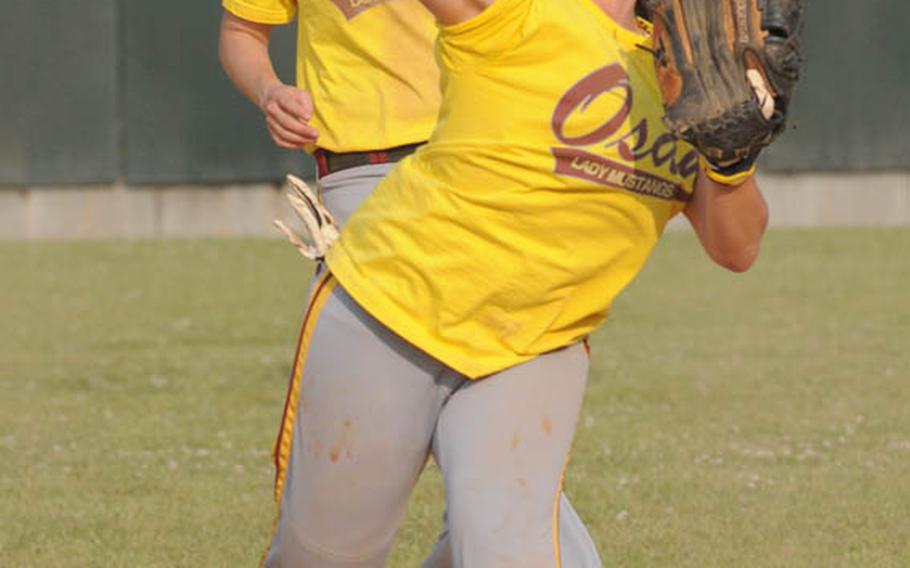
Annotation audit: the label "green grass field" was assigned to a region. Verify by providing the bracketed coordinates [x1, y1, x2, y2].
[1, 229, 908, 567]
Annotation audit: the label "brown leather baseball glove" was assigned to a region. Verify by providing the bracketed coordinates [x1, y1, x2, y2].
[642, 0, 803, 184]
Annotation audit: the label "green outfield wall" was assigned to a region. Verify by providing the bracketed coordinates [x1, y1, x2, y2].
[1, 0, 907, 187]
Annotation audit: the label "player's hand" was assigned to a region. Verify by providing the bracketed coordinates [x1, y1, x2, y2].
[259, 83, 320, 149]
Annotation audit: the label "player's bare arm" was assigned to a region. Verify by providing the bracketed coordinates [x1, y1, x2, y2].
[218, 11, 319, 149]
[651, 0, 801, 273]
[684, 173, 769, 273]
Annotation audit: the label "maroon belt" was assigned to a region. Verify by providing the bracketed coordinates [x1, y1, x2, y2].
[314, 143, 424, 178]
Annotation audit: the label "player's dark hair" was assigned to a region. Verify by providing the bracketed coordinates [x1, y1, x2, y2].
[635, 0, 653, 21]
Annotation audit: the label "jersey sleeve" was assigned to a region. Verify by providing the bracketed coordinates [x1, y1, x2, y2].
[222, 0, 297, 25]
[437, 0, 536, 69]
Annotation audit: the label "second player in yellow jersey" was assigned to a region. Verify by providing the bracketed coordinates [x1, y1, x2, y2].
[222, 0, 440, 152]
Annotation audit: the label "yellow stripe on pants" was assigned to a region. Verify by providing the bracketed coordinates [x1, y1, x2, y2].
[260, 272, 337, 568]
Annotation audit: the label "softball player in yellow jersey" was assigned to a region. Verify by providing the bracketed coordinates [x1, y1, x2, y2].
[261, 0, 769, 566]
[219, 0, 601, 565]
[219, 0, 441, 225]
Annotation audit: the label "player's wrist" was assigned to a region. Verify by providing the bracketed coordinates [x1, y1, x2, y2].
[257, 79, 285, 111]
[700, 153, 758, 187]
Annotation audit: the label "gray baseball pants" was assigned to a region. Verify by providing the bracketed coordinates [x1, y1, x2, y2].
[263, 163, 601, 567]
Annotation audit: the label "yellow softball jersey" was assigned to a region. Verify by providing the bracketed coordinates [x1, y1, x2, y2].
[327, 0, 700, 378]
[222, 0, 441, 152]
